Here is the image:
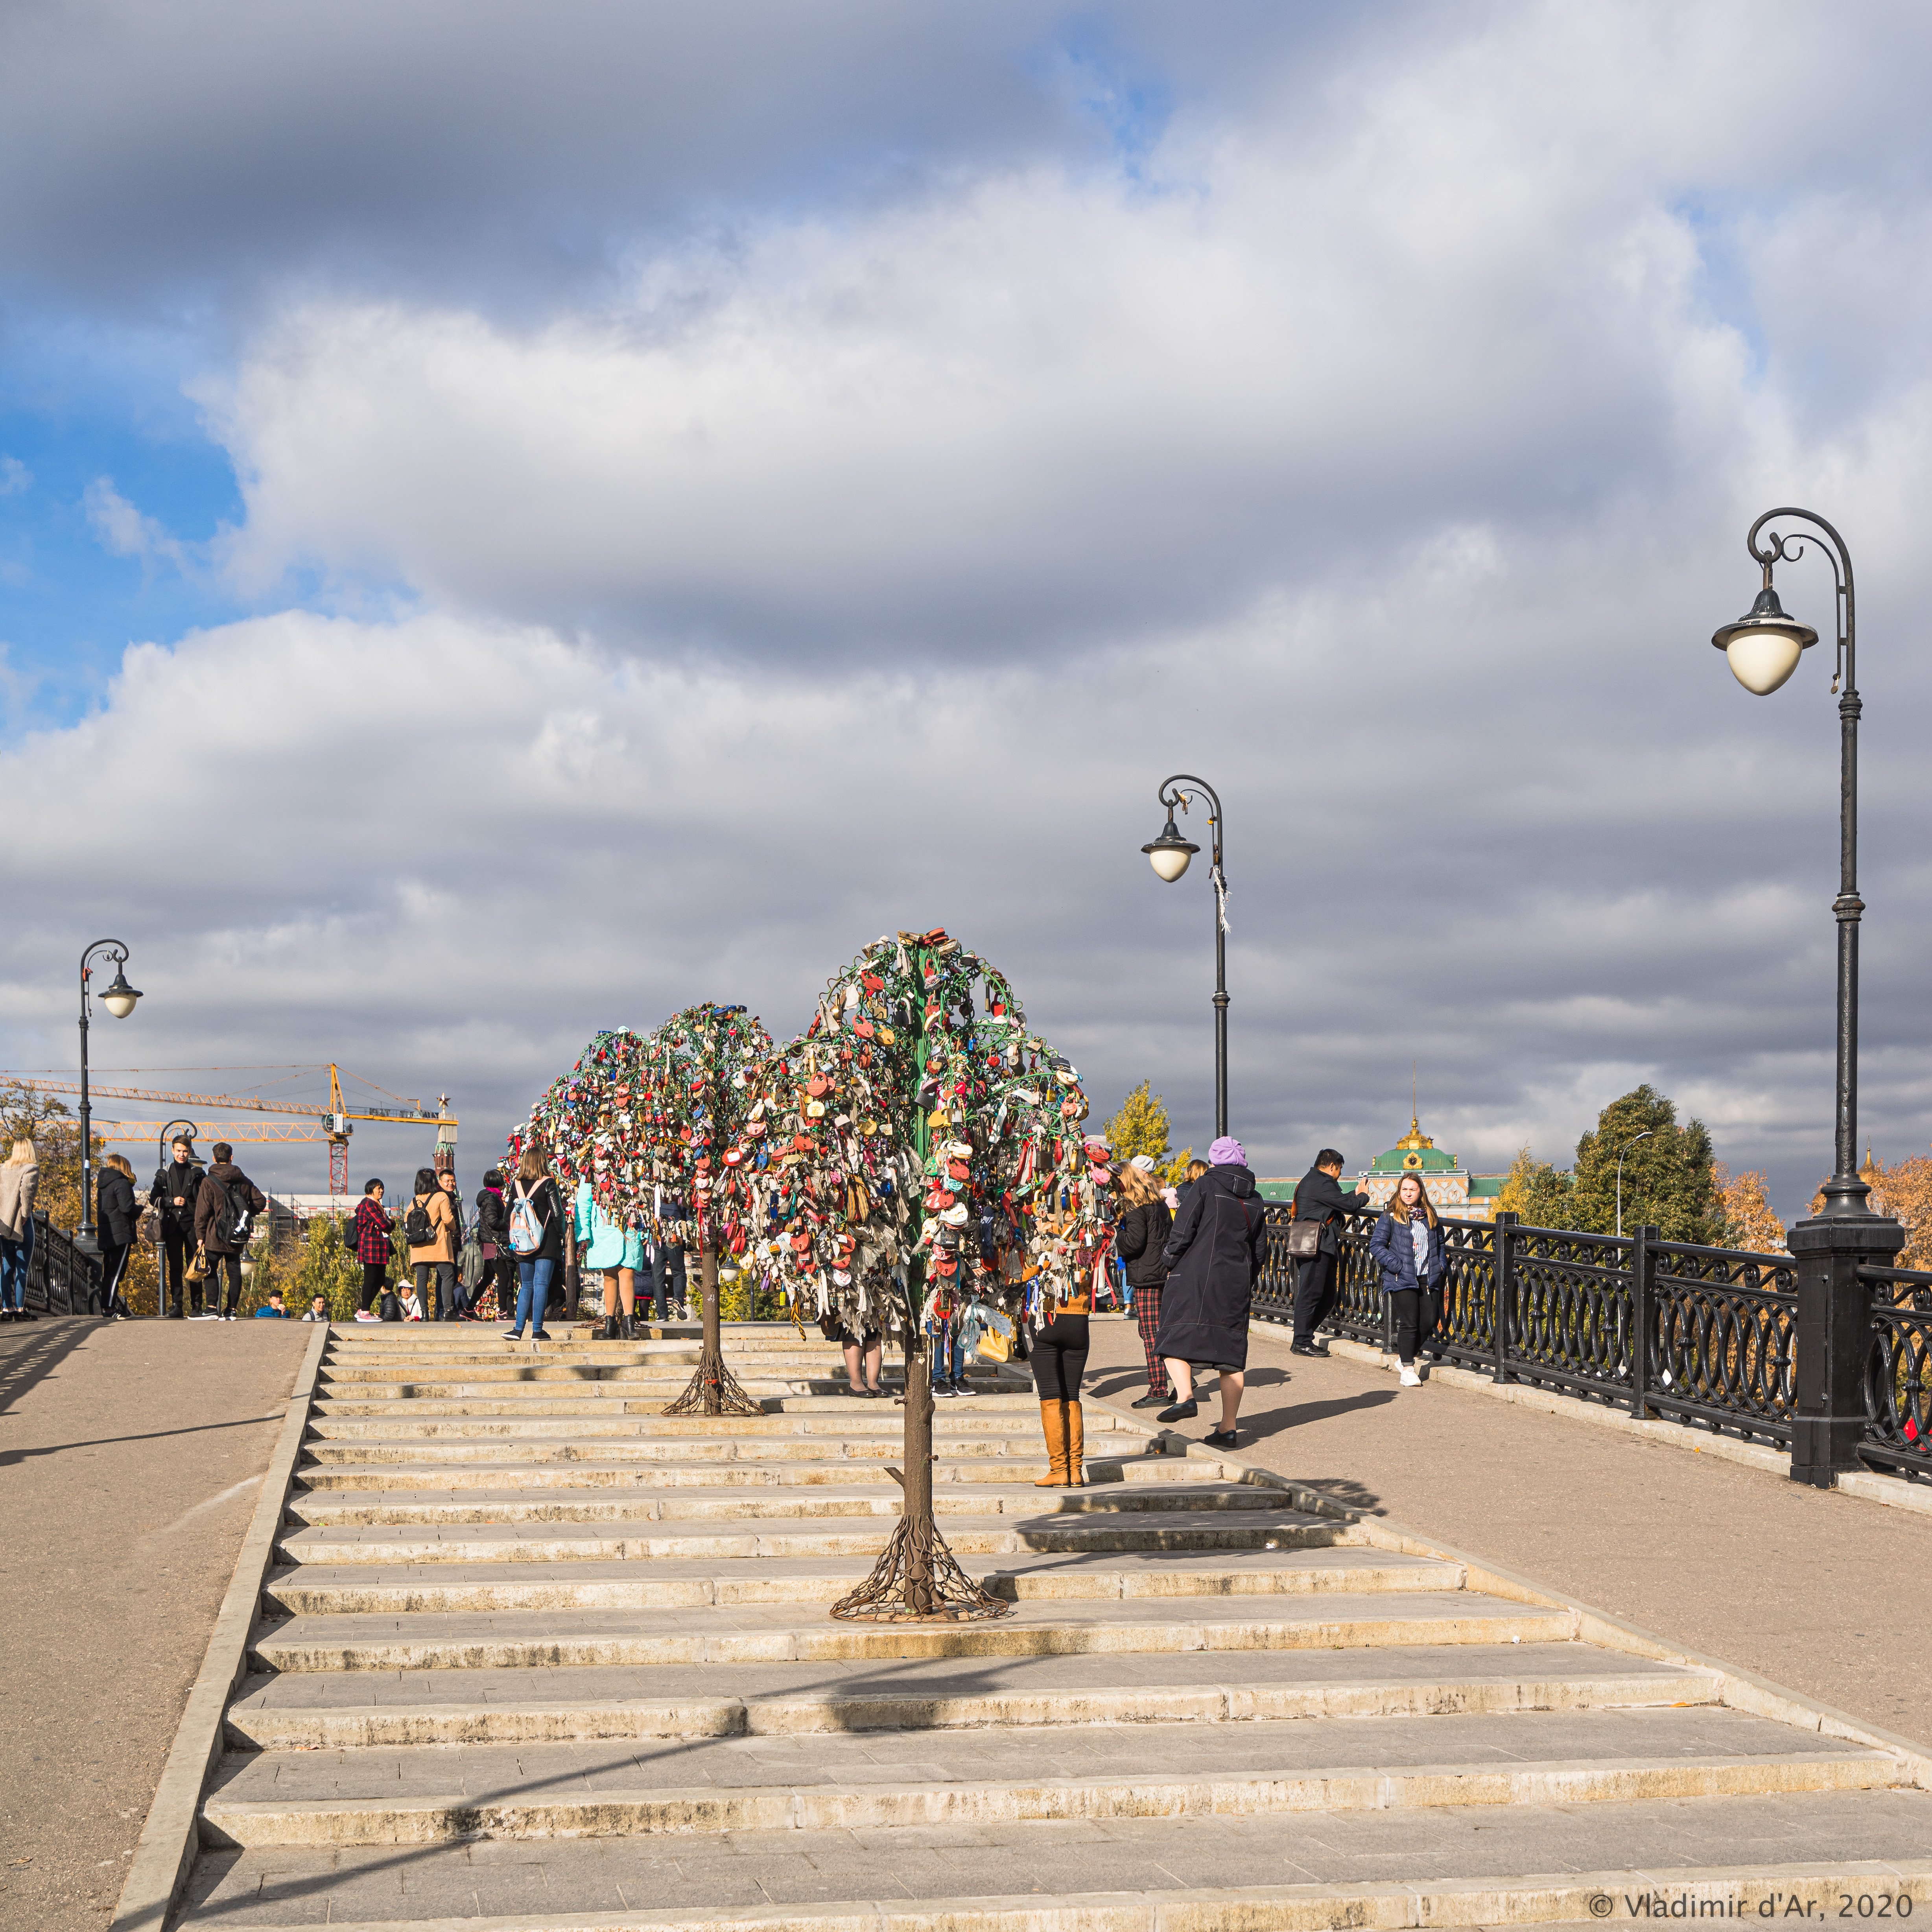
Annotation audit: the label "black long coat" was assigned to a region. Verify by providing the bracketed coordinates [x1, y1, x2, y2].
[1154, 1163, 1266, 1369]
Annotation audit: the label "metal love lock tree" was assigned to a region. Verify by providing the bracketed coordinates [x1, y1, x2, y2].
[509, 933, 1110, 1619]
[749, 929, 1110, 1620]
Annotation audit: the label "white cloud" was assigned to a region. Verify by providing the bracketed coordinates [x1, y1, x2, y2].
[83, 477, 187, 567]
[0, 455, 29, 495]
[7, 2, 1932, 1222]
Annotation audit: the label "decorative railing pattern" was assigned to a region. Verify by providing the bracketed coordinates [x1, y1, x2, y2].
[1254, 1204, 1794, 1446]
[1859, 1266, 1932, 1480]
[24, 1211, 101, 1316]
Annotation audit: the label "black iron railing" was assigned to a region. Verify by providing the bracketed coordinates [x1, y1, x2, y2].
[1858, 1266, 1932, 1481]
[1255, 1204, 1795, 1447]
[23, 1211, 102, 1316]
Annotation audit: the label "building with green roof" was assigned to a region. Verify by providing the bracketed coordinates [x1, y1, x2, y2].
[1359, 1116, 1508, 1223]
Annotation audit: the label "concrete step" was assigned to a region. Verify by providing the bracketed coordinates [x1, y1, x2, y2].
[201, 1706, 1903, 1848]
[296, 1431, 1141, 1465]
[282, 1478, 1294, 1526]
[262, 1547, 1464, 1615]
[225, 1637, 1715, 1748]
[306, 1401, 1046, 1427]
[248, 1588, 1568, 1673]
[178, 1791, 1932, 1928]
[273, 1507, 1350, 1567]
[291, 1455, 1228, 1493]
[313, 1377, 1021, 1401]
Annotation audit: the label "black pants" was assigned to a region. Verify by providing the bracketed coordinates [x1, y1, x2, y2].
[162, 1228, 198, 1314]
[481, 1253, 516, 1314]
[1292, 1250, 1338, 1345]
[649, 1244, 686, 1319]
[1390, 1285, 1443, 1364]
[415, 1260, 457, 1320]
[1030, 1313, 1090, 1401]
[359, 1261, 389, 1312]
[209, 1251, 243, 1315]
[97, 1243, 130, 1316]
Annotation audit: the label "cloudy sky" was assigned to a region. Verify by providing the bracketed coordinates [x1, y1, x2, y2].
[3, 0, 1929, 1220]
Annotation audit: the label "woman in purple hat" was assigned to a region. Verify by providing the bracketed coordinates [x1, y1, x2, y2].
[1153, 1136, 1266, 1447]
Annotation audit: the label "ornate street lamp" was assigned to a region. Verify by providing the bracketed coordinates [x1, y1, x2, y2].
[74, 940, 142, 1257]
[1143, 775, 1230, 1139]
[1709, 508, 1904, 1485]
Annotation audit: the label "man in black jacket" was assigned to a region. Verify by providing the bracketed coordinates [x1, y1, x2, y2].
[193, 1142, 269, 1322]
[149, 1134, 206, 1318]
[1290, 1148, 1369, 1356]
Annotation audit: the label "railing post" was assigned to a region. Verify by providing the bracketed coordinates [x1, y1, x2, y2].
[1785, 1212, 1902, 1486]
[1491, 1211, 1517, 1384]
[1630, 1223, 1656, 1420]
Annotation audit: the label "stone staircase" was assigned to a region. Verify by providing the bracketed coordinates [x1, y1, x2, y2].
[179, 1322, 1932, 1930]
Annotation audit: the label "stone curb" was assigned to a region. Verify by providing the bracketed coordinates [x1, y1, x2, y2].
[139, 1859, 1932, 1932]
[109, 1318, 328, 1932]
[1090, 1392, 1932, 1788]
[1311, 1329, 1932, 1512]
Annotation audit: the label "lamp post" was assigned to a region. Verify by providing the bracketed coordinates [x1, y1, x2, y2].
[74, 940, 142, 1258]
[1708, 508, 1903, 1485]
[1614, 1130, 1652, 1239]
[1143, 775, 1230, 1140]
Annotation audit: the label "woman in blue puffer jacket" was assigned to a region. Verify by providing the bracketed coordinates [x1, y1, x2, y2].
[1367, 1171, 1447, 1389]
[574, 1180, 647, 1339]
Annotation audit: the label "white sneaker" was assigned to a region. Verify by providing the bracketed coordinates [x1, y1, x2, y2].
[1398, 1366, 1422, 1388]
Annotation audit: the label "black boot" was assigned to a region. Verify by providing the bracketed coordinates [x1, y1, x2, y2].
[602, 1313, 619, 1341]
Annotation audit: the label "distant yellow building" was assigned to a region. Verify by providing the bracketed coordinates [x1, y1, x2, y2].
[1357, 1116, 1508, 1224]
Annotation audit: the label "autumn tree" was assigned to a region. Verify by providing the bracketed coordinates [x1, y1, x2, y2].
[1104, 1081, 1171, 1170]
[1713, 1164, 1787, 1254]
[1567, 1086, 1724, 1243]
[1810, 1151, 1932, 1270]
[1494, 1144, 1574, 1227]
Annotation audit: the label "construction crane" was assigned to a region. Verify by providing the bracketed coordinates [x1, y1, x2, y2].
[0, 1066, 457, 1195]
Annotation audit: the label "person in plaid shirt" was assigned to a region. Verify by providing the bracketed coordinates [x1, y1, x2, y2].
[352, 1179, 395, 1318]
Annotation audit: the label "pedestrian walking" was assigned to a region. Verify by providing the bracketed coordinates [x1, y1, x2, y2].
[96, 1152, 140, 1318]
[1114, 1157, 1174, 1410]
[404, 1166, 458, 1321]
[504, 1145, 562, 1342]
[149, 1132, 206, 1318]
[1289, 1147, 1370, 1357]
[352, 1180, 393, 1318]
[1369, 1171, 1447, 1386]
[575, 1178, 644, 1339]
[194, 1142, 268, 1321]
[1030, 1217, 1091, 1486]
[474, 1168, 515, 1319]
[0, 1136, 40, 1322]
[1155, 1135, 1265, 1447]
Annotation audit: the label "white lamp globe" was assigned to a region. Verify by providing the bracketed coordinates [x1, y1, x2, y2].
[1712, 583, 1817, 697]
[1142, 813, 1198, 882]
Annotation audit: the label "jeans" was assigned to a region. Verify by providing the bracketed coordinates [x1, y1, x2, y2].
[0, 1235, 26, 1311]
[414, 1260, 457, 1320]
[210, 1251, 243, 1315]
[648, 1243, 686, 1319]
[514, 1257, 555, 1335]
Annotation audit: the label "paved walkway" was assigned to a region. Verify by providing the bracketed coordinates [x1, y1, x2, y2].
[0, 1315, 308, 1932]
[1085, 1309, 1932, 1749]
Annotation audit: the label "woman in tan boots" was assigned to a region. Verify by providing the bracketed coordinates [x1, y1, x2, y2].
[1030, 1235, 1093, 1487]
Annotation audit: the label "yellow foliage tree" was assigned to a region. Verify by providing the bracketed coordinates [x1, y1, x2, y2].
[1494, 1144, 1573, 1226]
[1810, 1150, 1932, 1270]
[1713, 1163, 1786, 1254]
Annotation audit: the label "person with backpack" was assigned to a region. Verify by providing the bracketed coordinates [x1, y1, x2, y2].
[404, 1165, 458, 1321]
[1154, 1135, 1266, 1447]
[505, 1145, 562, 1341]
[193, 1142, 268, 1320]
[149, 1132, 206, 1318]
[95, 1152, 140, 1319]
[352, 1179, 393, 1319]
[1368, 1170, 1449, 1386]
